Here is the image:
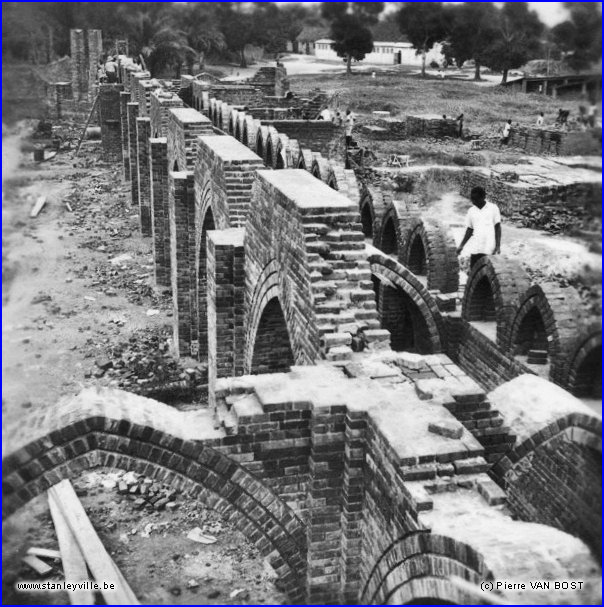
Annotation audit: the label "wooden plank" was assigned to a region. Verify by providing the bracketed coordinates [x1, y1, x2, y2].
[30, 196, 47, 218]
[21, 555, 53, 576]
[26, 547, 61, 560]
[48, 480, 138, 604]
[48, 493, 95, 605]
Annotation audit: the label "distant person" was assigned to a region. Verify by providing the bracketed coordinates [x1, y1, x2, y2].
[555, 108, 569, 127]
[501, 119, 512, 144]
[456, 113, 464, 138]
[319, 107, 332, 121]
[587, 102, 597, 128]
[104, 56, 118, 83]
[536, 112, 544, 126]
[334, 111, 343, 127]
[344, 110, 355, 147]
[456, 186, 501, 267]
[97, 60, 106, 83]
[372, 71, 376, 79]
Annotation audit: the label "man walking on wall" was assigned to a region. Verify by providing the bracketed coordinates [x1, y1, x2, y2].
[456, 186, 501, 267]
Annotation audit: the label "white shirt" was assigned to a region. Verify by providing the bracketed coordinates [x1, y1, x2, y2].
[345, 114, 354, 136]
[536, 116, 544, 126]
[320, 108, 332, 121]
[502, 122, 511, 137]
[465, 201, 501, 255]
[105, 60, 117, 73]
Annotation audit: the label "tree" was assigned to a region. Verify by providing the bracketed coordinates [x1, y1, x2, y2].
[396, 2, 447, 78]
[481, 3, 543, 83]
[446, 2, 499, 80]
[551, 2, 602, 72]
[321, 2, 384, 75]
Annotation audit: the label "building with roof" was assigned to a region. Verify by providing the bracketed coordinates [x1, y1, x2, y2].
[313, 20, 444, 66]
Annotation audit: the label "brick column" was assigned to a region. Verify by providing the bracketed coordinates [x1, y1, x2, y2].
[136, 117, 152, 236]
[98, 84, 124, 162]
[306, 405, 346, 604]
[119, 91, 131, 181]
[127, 102, 140, 208]
[207, 229, 246, 389]
[169, 171, 195, 357]
[339, 410, 367, 603]
[150, 137, 170, 288]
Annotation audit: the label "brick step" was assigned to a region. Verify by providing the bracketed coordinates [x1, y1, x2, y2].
[328, 240, 366, 251]
[324, 230, 365, 243]
[307, 242, 331, 256]
[230, 393, 264, 422]
[302, 223, 330, 235]
[324, 345, 353, 362]
[326, 250, 367, 262]
[321, 332, 352, 349]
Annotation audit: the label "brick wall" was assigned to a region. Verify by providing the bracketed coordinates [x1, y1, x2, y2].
[150, 138, 170, 287]
[261, 120, 340, 157]
[169, 171, 196, 356]
[207, 229, 246, 389]
[119, 91, 131, 180]
[98, 84, 123, 162]
[167, 108, 213, 173]
[150, 90, 184, 138]
[127, 102, 140, 207]
[508, 126, 602, 156]
[136, 117, 152, 236]
[406, 115, 458, 138]
[70, 29, 103, 101]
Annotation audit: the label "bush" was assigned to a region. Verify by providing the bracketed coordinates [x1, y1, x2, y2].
[429, 61, 440, 69]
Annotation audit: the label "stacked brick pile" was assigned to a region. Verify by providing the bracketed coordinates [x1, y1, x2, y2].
[405, 114, 458, 138]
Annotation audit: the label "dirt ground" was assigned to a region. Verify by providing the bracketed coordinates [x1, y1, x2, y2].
[2, 469, 285, 605]
[2, 122, 285, 604]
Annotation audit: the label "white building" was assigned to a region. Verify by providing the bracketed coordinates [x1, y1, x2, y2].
[314, 21, 444, 67]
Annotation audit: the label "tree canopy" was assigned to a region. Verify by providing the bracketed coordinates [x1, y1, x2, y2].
[321, 2, 384, 75]
[396, 2, 448, 77]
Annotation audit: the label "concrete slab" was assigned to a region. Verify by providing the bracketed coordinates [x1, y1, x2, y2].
[198, 135, 262, 162]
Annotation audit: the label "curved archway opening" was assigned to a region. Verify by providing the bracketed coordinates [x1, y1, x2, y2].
[276, 152, 285, 169]
[251, 297, 294, 374]
[196, 206, 216, 358]
[173, 160, 179, 172]
[242, 125, 249, 147]
[361, 203, 373, 238]
[380, 284, 433, 354]
[266, 138, 274, 166]
[407, 234, 427, 276]
[467, 276, 496, 322]
[381, 217, 397, 256]
[572, 345, 602, 398]
[513, 307, 548, 360]
[256, 135, 265, 161]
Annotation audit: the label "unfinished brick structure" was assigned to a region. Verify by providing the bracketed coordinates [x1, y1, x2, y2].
[5, 63, 601, 606]
[70, 28, 103, 101]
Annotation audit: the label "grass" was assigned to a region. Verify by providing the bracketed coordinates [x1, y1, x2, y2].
[289, 71, 584, 134]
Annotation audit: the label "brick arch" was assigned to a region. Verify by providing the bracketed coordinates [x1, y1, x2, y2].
[228, 109, 238, 136]
[244, 260, 308, 374]
[219, 103, 232, 132]
[360, 531, 491, 605]
[368, 249, 444, 353]
[285, 139, 300, 169]
[213, 100, 223, 128]
[326, 164, 361, 205]
[1, 389, 307, 602]
[507, 283, 584, 385]
[563, 323, 602, 398]
[296, 148, 313, 171]
[255, 126, 269, 161]
[310, 154, 330, 183]
[251, 295, 295, 374]
[208, 99, 216, 125]
[400, 218, 459, 294]
[491, 404, 601, 557]
[359, 185, 392, 241]
[462, 255, 531, 347]
[375, 200, 417, 257]
[264, 127, 279, 167]
[273, 134, 289, 169]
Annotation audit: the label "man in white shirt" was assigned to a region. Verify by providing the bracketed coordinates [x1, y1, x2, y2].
[536, 112, 544, 126]
[344, 110, 354, 147]
[319, 107, 332, 121]
[104, 57, 118, 83]
[456, 186, 501, 267]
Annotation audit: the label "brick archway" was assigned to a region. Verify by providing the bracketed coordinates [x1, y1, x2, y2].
[375, 200, 415, 257]
[2, 389, 307, 602]
[507, 283, 583, 385]
[244, 260, 303, 374]
[462, 256, 530, 347]
[563, 323, 602, 398]
[359, 185, 392, 242]
[491, 405, 602, 557]
[251, 296, 295, 374]
[369, 249, 443, 353]
[296, 148, 313, 171]
[400, 219, 459, 294]
[255, 126, 269, 162]
[361, 532, 491, 605]
[234, 114, 243, 142]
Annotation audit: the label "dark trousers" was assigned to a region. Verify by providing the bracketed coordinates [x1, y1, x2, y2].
[470, 254, 486, 268]
[106, 71, 117, 83]
[345, 135, 352, 147]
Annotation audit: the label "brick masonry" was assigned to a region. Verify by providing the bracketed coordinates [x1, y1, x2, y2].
[98, 84, 124, 162]
[150, 138, 170, 287]
[136, 117, 152, 236]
